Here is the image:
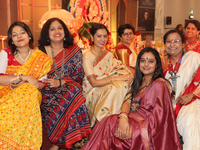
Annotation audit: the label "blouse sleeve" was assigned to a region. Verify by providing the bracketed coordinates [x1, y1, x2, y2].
[83, 52, 96, 80]
[0, 49, 8, 74]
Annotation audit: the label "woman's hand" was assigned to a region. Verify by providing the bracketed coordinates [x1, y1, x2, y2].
[114, 74, 133, 82]
[10, 80, 26, 89]
[43, 78, 60, 88]
[116, 116, 132, 139]
[178, 93, 194, 105]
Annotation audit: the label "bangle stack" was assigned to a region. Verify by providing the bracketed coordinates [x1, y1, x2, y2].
[119, 111, 128, 118]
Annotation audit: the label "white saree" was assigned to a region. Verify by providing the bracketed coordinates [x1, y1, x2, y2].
[165, 51, 200, 150]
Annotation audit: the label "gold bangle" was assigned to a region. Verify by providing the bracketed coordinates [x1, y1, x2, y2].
[106, 77, 112, 84]
[108, 77, 113, 84]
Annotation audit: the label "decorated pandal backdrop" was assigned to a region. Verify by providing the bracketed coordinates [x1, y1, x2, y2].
[1, 0, 165, 57]
[38, 0, 165, 58]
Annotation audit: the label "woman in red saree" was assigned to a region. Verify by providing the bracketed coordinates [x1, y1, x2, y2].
[184, 20, 200, 53]
[38, 18, 91, 150]
[82, 47, 181, 150]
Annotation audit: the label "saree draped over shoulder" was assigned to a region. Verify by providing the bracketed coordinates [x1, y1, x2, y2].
[82, 50, 133, 127]
[185, 40, 200, 53]
[0, 48, 53, 150]
[41, 45, 91, 149]
[82, 79, 181, 150]
[165, 51, 200, 150]
[115, 43, 137, 68]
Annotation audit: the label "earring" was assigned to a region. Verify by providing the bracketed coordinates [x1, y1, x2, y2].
[29, 37, 31, 40]
[12, 42, 14, 44]
[47, 39, 49, 42]
[63, 37, 66, 41]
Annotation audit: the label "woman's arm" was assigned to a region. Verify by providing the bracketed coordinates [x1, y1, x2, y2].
[116, 100, 132, 139]
[89, 74, 133, 87]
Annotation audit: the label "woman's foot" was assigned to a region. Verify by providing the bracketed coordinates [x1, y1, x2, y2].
[49, 144, 59, 150]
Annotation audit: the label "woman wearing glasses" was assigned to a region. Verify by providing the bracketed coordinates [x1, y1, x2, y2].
[184, 20, 200, 53]
[114, 24, 137, 75]
[163, 30, 200, 150]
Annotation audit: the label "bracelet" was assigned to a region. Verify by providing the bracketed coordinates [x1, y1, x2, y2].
[58, 79, 61, 88]
[119, 114, 128, 118]
[106, 77, 112, 84]
[120, 111, 128, 116]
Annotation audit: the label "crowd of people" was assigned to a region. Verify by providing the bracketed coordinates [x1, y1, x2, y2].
[0, 18, 200, 150]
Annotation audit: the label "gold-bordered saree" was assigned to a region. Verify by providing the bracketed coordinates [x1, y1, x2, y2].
[0, 49, 53, 150]
[82, 49, 132, 127]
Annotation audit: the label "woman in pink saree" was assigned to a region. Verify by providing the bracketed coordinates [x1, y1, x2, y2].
[82, 47, 181, 150]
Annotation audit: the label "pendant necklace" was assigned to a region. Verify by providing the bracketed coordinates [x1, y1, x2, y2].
[18, 48, 31, 62]
[131, 78, 152, 112]
[168, 53, 183, 75]
[51, 46, 65, 79]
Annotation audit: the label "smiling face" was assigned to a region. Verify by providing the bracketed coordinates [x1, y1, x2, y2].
[140, 52, 156, 78]
[185, 23, 199, 39]
[49, 20, 65, 43]
[165, 32, 184, 58]
[11, 25, 30, 48]
[93, 28, 108, 49]
[120, 29, 134, 46]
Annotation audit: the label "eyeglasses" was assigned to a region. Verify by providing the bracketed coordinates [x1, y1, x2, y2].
[122, 32, 134, 37]
[166, 39, 181, 44]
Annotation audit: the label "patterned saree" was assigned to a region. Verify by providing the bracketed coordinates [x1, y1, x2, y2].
[0, 49, 53, 149]
[41, 45, 91, 149]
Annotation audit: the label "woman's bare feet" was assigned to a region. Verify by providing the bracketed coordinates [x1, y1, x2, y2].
[49, 144, 59, 150]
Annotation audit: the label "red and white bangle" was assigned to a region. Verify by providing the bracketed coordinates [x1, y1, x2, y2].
[119, 114, 128, 118]
[120, 111, 128, 116]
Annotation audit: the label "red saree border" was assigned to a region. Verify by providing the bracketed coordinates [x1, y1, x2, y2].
[93, 50, 109, 67]
[48, 45, 79, 75]
[49, 92, 86, 143]
[115, 43, 132, 54]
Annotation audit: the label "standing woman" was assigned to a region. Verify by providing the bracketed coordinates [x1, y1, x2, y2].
[0, 21, 53, 149]
[82, 23, 135, 127]
[38, 18, 91, 150]
[163, 30, 200, 150]
[184, 20, 200, 53]
[82, 47, 181, 150]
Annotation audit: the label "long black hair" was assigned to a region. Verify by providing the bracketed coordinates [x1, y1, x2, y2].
[38, 17, 74, 48]
[7, 21, 34, 54]
[128, 47, 165, 99]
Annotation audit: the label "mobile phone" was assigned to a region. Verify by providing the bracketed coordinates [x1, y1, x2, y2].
[11, 78, 22, 85]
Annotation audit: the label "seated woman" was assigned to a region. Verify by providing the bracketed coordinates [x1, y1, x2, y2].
[114, 24, 137, 74]
[38, 18, 91, 150]
[163, 30, 200, 150]
[82, 47, 181, 150]
[0, 21, 53, 149]
[82, 23, 134, 127]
